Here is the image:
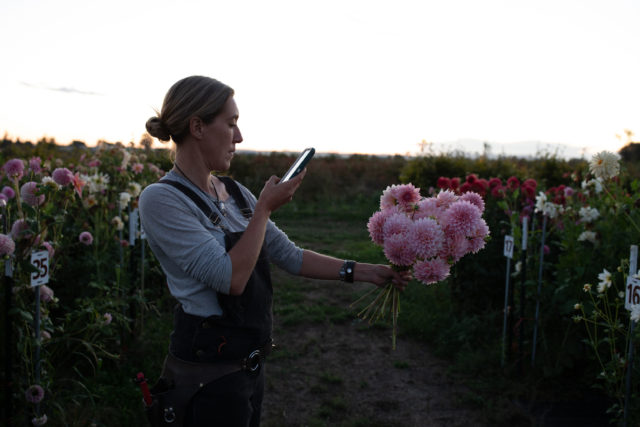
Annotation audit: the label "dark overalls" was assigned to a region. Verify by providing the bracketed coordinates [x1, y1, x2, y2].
[153, 177, 274, 427]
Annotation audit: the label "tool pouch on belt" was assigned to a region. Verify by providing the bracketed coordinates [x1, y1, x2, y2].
[144, 353, 243, 426]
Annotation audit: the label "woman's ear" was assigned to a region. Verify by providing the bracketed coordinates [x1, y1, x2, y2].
[189, 116, 204, 139]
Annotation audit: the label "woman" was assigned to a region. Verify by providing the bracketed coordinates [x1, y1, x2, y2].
[139, 75, 408, 426]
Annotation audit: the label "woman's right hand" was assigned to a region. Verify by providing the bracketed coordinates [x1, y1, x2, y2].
[255, 169, 306, 215]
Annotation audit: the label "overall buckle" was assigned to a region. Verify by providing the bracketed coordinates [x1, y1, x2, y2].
[243, 349, 261, 373]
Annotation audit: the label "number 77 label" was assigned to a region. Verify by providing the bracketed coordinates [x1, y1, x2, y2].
[30, 250, 50, 287]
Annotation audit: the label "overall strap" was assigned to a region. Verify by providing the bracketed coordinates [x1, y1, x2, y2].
[159, 177, 252, 225]
[160, 180, 222, 226]
[217, 176, 253, 219]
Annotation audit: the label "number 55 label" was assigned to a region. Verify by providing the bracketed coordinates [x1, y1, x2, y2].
[626, 276, 640, 311]
[30, 250, 50, 287]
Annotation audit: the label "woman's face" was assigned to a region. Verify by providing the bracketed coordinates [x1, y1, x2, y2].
[200, 96, 243, 171]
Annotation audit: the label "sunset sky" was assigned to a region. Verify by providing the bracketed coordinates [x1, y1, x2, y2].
[1, 0, 638, 158]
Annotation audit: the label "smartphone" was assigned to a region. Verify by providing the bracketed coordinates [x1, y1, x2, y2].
[281, 147, 315, 182]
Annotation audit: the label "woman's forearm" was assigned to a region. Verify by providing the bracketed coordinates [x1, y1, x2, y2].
[299, 250, 343, 280]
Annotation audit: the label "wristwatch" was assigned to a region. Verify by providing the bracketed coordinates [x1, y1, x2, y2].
[339, 260, 356, 283]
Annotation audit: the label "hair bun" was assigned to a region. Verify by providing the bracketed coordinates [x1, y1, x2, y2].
[145, 116, 171, 142]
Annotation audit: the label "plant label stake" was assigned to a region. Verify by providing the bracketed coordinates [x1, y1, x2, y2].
[501, 234, 514, 367]
[2, 201, 14, 424]
[624, 244, 638, 427]
[30, 249, 49, 420]
[518, 216, 528, 374]
[129, 208, 139, 246]
[531, 214, 548, 367]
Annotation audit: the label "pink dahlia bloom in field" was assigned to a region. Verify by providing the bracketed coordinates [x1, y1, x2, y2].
[39, 285, 55, 303]
[132, 162, 144, 174]
[79, 231, 93, 245]
[32, 414, 48, 426]
[103, 312, 113, 325]
[42, 241, 55, 258]
[2, 158, 25, 180]
[29, 157, 42, 174]
[383, 233, 416, 266]
[52, 168, 74, 186]
[25, 384, 45, 403]
[20, 182, 45, 206]
[0, 234, 15, 256]
[413, 258, 451, 285]
[11, 219, 31, 241]
[2, 186, 15, 199]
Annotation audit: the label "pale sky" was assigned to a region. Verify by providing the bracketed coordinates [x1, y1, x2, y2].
[1, 0, 638, 158]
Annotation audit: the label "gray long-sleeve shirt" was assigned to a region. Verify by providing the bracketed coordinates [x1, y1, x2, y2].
[139, 171, 304, 317]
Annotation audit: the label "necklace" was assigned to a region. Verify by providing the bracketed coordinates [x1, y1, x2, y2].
[173, 163, 227, 216]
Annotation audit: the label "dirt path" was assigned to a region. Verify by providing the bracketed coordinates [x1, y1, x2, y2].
[261, 272, 490, 427]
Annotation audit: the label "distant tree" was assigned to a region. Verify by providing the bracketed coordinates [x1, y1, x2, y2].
[71, 140, 87, 150]
[139, 133, 153, 152]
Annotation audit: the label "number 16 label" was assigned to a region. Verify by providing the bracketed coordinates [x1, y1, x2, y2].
[30, 250, 50, 287]
[626, 276, 640, 311]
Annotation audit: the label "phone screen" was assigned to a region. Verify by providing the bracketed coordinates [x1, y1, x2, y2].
[281, 148, 315, 182]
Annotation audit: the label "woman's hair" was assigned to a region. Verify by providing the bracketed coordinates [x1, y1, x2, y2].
[146, 76, 234, 144]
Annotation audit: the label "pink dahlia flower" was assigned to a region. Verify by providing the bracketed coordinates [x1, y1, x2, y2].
[435, 190, 458, 209]
[2, 186, 15, 199]
[29, 157, 42, 174]
[10, 219, 31, 241]
[0, 234, 15, 256]
[132, 163, 144, 174]
[42, 241, 55, 258]
[409, 218, 445, 260]
[414, 197, 442, 221]
[25, 384, 45, 403]
[392, 184, 421, 211]
[414, 257, 451, 285]
[442, 200, 482, 236]
[39, 285, 55, 303]
[52, 168, 74, 186]
[367, 209, 393, 245]
[382, 212, 413, 239]
[439, 231, 469, 262]
[20, 182, 45, 206]
[79, 231, 93, 245]
[383, 233, 416, 266]
[459, 192, 485, 213]
[2, 158, 25, 180]
[380, 185, 397, 210]
[103, 312, 113, 325]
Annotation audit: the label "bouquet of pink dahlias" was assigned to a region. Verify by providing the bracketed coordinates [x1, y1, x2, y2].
[356, 183, 490, 348]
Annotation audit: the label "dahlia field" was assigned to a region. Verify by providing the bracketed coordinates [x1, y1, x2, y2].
[1, 140, 639, 425]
